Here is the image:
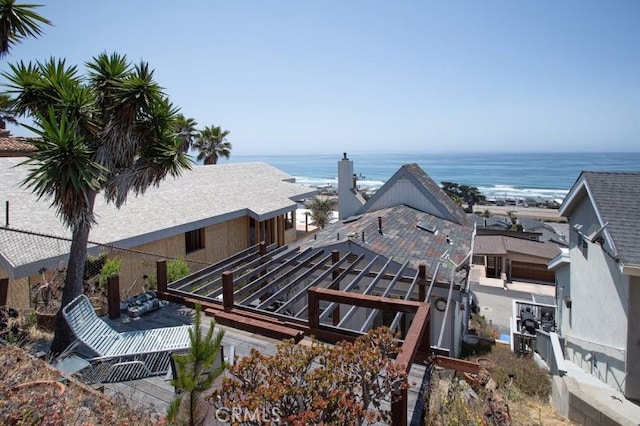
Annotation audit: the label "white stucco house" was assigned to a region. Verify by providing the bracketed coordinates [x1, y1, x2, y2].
[551, 171, 640, 400]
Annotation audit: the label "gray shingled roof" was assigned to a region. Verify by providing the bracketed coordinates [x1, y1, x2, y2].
[359, 163, 472, 227]
[582, 172, 640, 266]
[518, 217, 555, 232]
[474, 235, 561, 259]
[485, 216, 511, 229]
[0, 157, 317, 277]
[299, 204, 472, 282]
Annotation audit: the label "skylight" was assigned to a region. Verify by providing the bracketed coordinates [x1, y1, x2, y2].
[416, 221, 438, 234]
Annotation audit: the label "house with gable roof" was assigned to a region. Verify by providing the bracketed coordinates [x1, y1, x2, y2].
[298, 154, 474, 356]
[0, 149, 316, 309]
[519, 217, 568, 246]
[474, 233, 560, 283]
[551, 171, 640, 400]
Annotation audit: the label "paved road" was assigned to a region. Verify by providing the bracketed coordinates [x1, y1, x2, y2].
[470, 282, 556, 337]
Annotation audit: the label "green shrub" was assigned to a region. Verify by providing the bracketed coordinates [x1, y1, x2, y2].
[98, 257, 123, 287]
[167, 258, 191, 283]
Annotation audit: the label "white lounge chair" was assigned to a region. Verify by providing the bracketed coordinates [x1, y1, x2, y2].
[62, 294, 192, 383]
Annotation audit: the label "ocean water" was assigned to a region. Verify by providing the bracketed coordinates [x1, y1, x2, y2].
[228, 152, 640, 201]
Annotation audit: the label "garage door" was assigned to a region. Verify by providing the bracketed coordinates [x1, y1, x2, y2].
[511, 261, 555, 283]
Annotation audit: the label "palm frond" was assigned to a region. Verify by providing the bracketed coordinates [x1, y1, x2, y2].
[0, 0, 52, 57]
[193, 124, 232, 165]
[174, 113, 198, 152]
[19, 108, 105, 227]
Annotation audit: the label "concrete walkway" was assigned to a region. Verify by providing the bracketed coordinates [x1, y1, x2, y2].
[474, 265, 556, 298]
[553, 361, 640, 425]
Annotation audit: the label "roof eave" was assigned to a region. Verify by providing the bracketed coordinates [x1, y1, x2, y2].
[622, 264, 640, 277]
[548, 250, 570, 270]
[559, 173, 587, 217]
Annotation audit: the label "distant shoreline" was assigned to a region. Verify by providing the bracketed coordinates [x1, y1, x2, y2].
[471, 205, 566, 223]
[312, 194, 566, 223]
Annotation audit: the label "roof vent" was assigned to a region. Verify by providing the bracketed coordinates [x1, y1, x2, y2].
[416, 221, 438, 234]
[343, 214, 362, 224]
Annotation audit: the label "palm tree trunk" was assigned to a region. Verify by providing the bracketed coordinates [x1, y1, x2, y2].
[49, 190, 97, 355]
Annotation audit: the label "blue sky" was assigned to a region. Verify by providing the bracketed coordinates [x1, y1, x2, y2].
[2, 1, 639, 155]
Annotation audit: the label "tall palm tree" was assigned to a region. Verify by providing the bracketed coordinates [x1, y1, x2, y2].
[175, 113, 198, 153]
[306, 196, 337, 229]
[0, 93, 17, 129]
[0, 0, 51, 58]
[482, 208, 491, 227]
[3, 53, 192, 354]
[193, 125, 232, 165]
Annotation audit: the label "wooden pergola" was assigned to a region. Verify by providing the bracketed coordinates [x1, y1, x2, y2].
[151, 242, 477, 425]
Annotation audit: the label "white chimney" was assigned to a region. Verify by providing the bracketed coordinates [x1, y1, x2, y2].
[338, 152, 365, 219]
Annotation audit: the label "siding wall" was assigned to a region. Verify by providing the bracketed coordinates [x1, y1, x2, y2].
[2, 216, 252, 309]
[626, 274, 640, 399]
[367, 180, 448, 221]
[565, 198, 629, 395]
[0, 266, 30, 309]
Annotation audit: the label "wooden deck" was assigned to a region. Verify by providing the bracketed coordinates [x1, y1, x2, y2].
[94, 302, 279, 418]
[87, 302, 430, 424]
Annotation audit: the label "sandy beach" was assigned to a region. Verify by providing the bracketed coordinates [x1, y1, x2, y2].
[471, 204, 566, 222]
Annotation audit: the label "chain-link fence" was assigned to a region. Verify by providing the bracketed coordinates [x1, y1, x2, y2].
[1, 226, 208, 310]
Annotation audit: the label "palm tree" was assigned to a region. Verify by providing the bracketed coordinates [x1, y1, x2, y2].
[482, 209, 491, 227]
[175, 113, 198, 153]
[306, 196, 337, 229]
[193, 125, 232, 165]
[0, 93, 17, 129]
[3, 53, 192, 354]
[0, 0, 51, 58]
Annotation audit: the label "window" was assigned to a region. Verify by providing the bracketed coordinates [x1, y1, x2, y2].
[285, 211, 294, 230]
[578, 234, 588, 259]
[185, 228, 205, 253]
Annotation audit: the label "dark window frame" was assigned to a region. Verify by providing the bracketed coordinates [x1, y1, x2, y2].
[577, 234, 588, 259]
[285, 211, 294, 230]
[185, 228, 205, 253]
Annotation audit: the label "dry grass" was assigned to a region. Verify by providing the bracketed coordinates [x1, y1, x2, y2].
[0, 344, 162, 425]
[484, 343, 551, 400]
[509, 398, 574, 426]
[426, 343, 575, 425]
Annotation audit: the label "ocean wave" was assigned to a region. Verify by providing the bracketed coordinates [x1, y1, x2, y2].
[295, 176, 567, 201]
[478, 185, 568, 201]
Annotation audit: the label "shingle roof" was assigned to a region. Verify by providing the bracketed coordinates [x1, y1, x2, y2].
[519, 217, 555, 232]
[474, 235, 507, 255]
[485, 216, 510, 229]
[0, 157, 317, 278]
[474, 235, 560, 259]
[582, 172, 640, 265]
[0, 136, 36, 156]
[359, 163, 472, 227]
[402, 163, 471, 226]
[467, 214, 485, 227]
[300, 204, 472, 282]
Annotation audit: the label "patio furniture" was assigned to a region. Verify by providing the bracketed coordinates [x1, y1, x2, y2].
[62, 294, 192, 383]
